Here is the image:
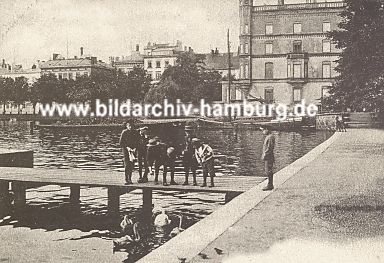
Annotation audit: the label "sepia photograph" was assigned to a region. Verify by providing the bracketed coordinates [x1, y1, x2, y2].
[0, 0, 383, 262]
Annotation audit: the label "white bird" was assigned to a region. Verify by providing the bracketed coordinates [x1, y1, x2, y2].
[154, 209, 171, 228]
[113, 222, 141, 252]
[169, 215, 184, 238]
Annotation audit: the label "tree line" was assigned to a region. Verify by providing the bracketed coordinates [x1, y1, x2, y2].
[0, 52, 223, 114]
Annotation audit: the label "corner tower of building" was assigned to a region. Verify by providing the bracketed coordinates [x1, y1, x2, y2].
[238, 0, 253, 97]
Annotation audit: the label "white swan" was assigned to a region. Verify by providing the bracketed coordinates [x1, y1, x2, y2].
[169, 215, 184, 237]
[113, 222, 141, 252]
[154, 209, 171, 228]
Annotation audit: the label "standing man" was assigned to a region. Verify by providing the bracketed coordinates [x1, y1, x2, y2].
[119, 120, 138, 185]
[260, 125, 275, 191]
[138, 126, 150, 183]
[192, 138, 215, 188]
[182, 126, 198, 186]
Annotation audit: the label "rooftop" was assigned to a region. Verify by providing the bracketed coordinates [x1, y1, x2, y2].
[40, 57, 112, 70]
[114, 52, 144, 64]
[204, 52, 240, 70]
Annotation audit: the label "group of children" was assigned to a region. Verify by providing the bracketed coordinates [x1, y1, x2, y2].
[119, 120, 215, 187]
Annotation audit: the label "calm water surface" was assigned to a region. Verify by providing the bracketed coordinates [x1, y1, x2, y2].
[0, 121, 332, 262]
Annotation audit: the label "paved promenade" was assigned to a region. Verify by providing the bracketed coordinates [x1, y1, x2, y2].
[188, 129, 384, 263]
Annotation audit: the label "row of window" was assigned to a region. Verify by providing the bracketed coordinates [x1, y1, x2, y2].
[240, 39, 331, 55]
[43, 68, 88, 72]
[147, 71, 162, 81]
[265, 39, 331, 54]
[263, 87, 303, 104]
[263, 86, 331, 104]
[241, 21, 331, 36]
[240, 62, 333, 80]
[147, 60, 170, 69]
[44, 71, 89, 79]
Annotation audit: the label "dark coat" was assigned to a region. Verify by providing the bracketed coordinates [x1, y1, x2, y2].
[261, 133, 275, 161]
[119, 129, 139, 149]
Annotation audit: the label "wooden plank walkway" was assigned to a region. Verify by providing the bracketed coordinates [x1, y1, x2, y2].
[0, 167, 264, 194]
[0, 149, 265, 218]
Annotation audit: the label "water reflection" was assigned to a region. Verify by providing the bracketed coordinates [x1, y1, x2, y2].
[0, 120, 332, 262]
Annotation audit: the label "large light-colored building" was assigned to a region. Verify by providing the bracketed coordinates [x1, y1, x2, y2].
[0, 59, 41, 84]
[143, 41, 185, 83]
[40, 48, 113, 80]
[223, 0, 345, 109]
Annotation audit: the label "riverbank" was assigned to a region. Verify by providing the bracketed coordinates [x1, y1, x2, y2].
[139, 129, 384, 263]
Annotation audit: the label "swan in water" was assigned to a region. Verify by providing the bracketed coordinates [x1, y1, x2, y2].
[113, 222, 141, 253]
[169, 215, 184, 238]
[154, 209, 171, 229]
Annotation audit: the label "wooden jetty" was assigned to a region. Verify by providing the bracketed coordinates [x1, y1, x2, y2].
[0, 167, 264, 217]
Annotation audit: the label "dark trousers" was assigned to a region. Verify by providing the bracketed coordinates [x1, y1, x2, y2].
[153, 158, 175, 183]
[183, 154, 197, 183]
[122, 148, 134, 182]
[138, 151, 149, 179]
[202, 158, 215, 186]
[264, 159, 274, 186]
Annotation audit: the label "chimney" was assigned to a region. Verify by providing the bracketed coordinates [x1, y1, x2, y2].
[2, 59, 5, 68]
[184, 46, 187, 52]
[215, 48, 219, 55]
[53, 53, 59, 60]
[211, 49, 215, 55]
[136, 44, 140, 52]
[91, 57, 97, 64]
[80, 47, 84, 57]
[278, 0, 284, 5]
[74, 56, 78, 59]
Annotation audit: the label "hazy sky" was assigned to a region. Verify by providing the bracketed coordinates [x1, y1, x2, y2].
[0, 0, 332, 67]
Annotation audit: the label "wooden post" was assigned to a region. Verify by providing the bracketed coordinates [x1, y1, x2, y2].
[69, 185, 80, 204]
[108, 187, 120, 216]
[13, 182, 26, 209]
[0, 181, 10, 218]
[142, 189, 152, 221]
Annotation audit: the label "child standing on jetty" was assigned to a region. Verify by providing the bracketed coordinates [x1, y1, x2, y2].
[137, 126, 150, 183]
[119, 120, 139, 185]
[182, 126, 198, 186]
[192, 138, 215, 187]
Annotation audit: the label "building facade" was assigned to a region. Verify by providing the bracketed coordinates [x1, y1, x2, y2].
[40, 48, 113, 80]
[223, 0, 345, 109]
[0, 59, 41, 84]
[143, 41, 185, 83]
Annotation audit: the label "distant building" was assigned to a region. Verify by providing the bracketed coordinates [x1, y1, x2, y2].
[110, 44, 144, 74]
[143, 40, 185, 83]
[0, 59, 41, 84]
[203, 48, 240, 79]
[223, 0, 346, 109]
[40, 47, 113, 80]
